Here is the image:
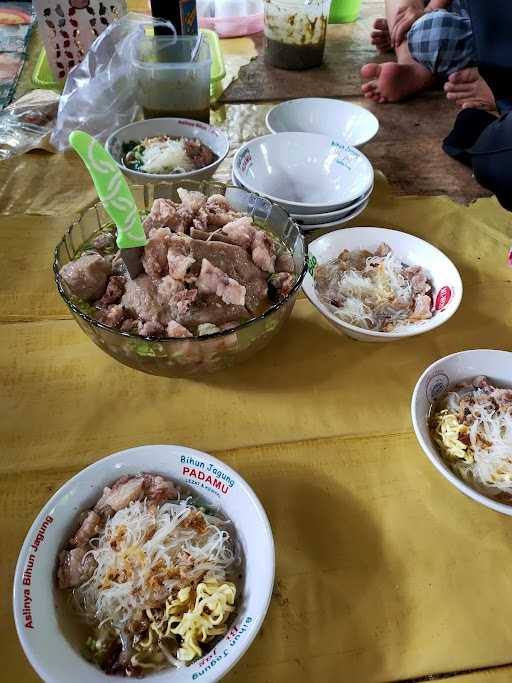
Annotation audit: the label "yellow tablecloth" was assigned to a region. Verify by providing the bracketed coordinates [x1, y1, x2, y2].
[2, 104, 512, 683]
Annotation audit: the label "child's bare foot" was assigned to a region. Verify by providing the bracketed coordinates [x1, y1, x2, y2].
[444, 68, 496, 110]
[360, 62, 435, 103]
[371, 18, 392, 53]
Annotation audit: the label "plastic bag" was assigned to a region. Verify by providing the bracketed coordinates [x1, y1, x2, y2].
[50, 12, 176, 152]
[0, 89, 59, 160]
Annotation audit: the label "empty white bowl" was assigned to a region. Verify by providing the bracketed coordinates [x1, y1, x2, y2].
[411, 350, 512, 516]
[13, 444, 274, 683]
[266, 98, 379, 147]
[232, 133, 374, 214]
[106, 118, 230, 185]
[302, 227, 463, 341]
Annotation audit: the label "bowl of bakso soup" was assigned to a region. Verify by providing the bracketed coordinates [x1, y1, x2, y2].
[54, 180, 307, 378]
[13, 444, 275, 683]
[302, 227, 462, 342]
[106, 119, 229, 185]
[412, 350, 512, 515]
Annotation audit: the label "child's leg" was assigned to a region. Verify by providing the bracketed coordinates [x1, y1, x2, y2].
[361, 5, 474, 103]
[361, 0, 435, 102]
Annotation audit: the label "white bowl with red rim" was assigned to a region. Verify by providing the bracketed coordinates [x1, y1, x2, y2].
[411, 349, 512, 515]
[302, 227, 463, 342]
[13, 445, 274, 683]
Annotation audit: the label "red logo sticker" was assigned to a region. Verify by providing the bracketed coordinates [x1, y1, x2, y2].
[435, 286, 452, 311]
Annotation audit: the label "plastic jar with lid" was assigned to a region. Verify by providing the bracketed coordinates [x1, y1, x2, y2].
[264, 0, 331, 70]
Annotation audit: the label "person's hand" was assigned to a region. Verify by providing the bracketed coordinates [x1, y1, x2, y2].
[391, 3, 424, 47]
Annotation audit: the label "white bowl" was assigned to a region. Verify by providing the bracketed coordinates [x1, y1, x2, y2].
[232, 133, 374, 214]
[230, 170, 370, 232]
[291, 184, 374, 225]
[294, 198, 370, 232]
[231, 169, 372, 225]
[13, 445, 274, 683]
[266, 98, 379, 147]
[411, 350, 512, 515]
[302, 227, 463, 341]
[106, 118, 230, 184]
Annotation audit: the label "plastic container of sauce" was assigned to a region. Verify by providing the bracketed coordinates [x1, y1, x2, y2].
[133, 34, 211, 123]
[264, 0, 331, 70]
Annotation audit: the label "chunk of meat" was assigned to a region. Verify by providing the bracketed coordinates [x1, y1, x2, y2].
[121, 274, 161, 323]
[97, 304, 125, 328]
[142, 198, 192, 235]
[167, 236, 195, 281]
[143, 198, 177, 234]
[95, 475, 145, 513]
[167, 320, 193, 338]
[177, 188, 206, 214]
[269, 272, 295, 299]
[176, 294, 246, 328]
[142, 227, 171, 279]
[190, 204, 208, 232]
[473, 375, 491, 390]
[252, 230, 276, 273]
[92, 231, 116, 253]
[405, 266, 431, 295]
[275, 253, 295, 274]
[221, 216, 256, 249]
[189, 238, 268, 313]
[70, 510, 101, 547]
[57, 547, 94, 589]
[60, 253, 111, 301]
[375, 243, 392, 257]
[190, 227, 242, 247]
[197, 259, 246, 306]
[410, 271, 430, 295]
[156, 274, 185, 305]
[138, 320, 165, 337]
[410, 294, 432, 321]
[97, 276, 126, 307]
[183, 139, 215, 169]
[143, 474, 178, 503]
[348, 249, 372, 270]
[171, 288, 198, 318]
[205, 194, 241, 227]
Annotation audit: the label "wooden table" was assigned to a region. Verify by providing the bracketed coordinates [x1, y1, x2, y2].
[2, 3, 512, 683]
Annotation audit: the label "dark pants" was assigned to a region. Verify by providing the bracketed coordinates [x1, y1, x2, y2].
[442, 0, 512, 210]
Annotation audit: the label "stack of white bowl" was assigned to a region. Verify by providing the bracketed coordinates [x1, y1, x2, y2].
[232, 132, 374, 231]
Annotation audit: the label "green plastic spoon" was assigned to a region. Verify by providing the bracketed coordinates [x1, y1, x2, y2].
[69, 130, 148, 279]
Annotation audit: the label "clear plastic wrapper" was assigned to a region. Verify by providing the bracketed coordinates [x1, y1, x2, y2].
[50, 13, 176, 152]
[0, 89, 59, 160]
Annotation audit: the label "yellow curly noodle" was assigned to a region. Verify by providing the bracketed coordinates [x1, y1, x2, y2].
[136, 579, 236, 665]
[432, 409, 474, 465]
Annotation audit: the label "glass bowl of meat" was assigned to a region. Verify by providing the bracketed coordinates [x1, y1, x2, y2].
[54, 180, 307, 377]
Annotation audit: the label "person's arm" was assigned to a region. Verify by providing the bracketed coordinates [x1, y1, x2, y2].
[391, 0, 452, 47]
